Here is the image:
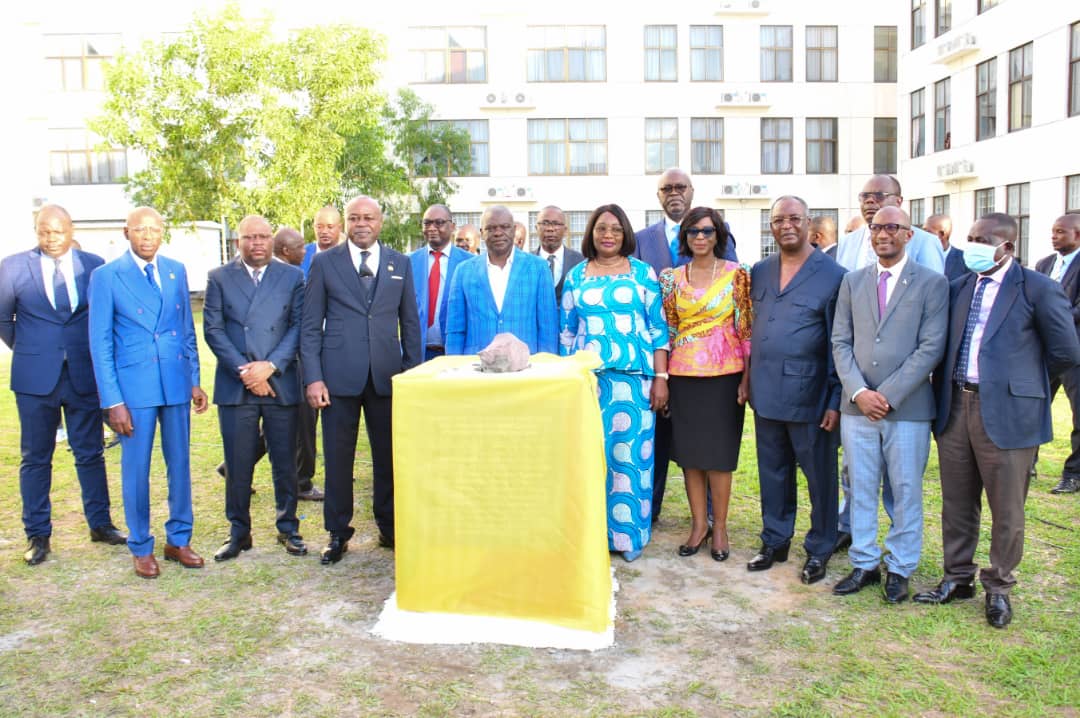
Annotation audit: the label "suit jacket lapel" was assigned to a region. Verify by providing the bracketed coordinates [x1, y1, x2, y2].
[369, 247, 394, 308]
[981, 262, 1021, 346]
[229, 258, 256, 304]
[328, 243, 368, 308]
[1062, 257, 1080, 302]
[880, 262, 915, 326]
[777, 250, 819, 297]
[117, 253, 162, 324]
[26, 249, 54, 315]
[72, 250, 90, 312]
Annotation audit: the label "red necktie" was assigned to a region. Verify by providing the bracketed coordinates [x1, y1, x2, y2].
[428, 250, 442, 327]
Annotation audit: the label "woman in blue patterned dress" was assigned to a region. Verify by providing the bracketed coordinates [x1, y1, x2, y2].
[559, 204, 670, 562]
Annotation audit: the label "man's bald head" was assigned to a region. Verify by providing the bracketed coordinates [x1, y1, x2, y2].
[274, 227, 306, 266]
[924, 214, 953, 251]
[124, 206, 165, 261]
[808, 215, 836, 250]
[34, 204, 75, 258]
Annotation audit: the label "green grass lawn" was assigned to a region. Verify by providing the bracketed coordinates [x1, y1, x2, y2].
[0, 312, 1076, 717]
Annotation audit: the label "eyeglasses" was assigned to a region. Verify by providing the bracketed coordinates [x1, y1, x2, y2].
[483, 223, 513, 234]
[422, 218, 451, 228]
[686, 227, 717, 238]
[593, 224, 625, 236]
[868, 222, 911, 234]
[658, 183, 690, 195]
[769, 215, 805, 228]
[241, 233, 272, 241]
[858, 191, 900, 202]
[537, 220, 565, 228]
[128, 226, 164, 237]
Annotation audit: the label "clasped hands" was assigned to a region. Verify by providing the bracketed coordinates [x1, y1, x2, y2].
[239, 360, 276, 398]
[854, 389, 891, 422]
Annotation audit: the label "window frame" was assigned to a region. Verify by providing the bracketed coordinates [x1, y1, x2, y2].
[1066, 175, 1080, 213]
[690, 117, 724, 175]
[873, 117, 898, 174]
[976, 58, 997, 141]
[644, 25, 677, 82]
[689, 25, 724, 81]
[805, 25, 838, 83]
[912, 0, 926, 50]
[911, 88, 926, 158]
[526, 118, 608, 176]
[974, 187, 995, 218]
[760, 118, 793, 174]
[874, 26, 898, 83]
[909, 198, 926, 227]
[935, 0, 952, 38]
[934, 77, 951, 152]
[44, 33, 122, 92]
[644, 117, 679, 174]
[1069, 22, 1080, 118]
[760, 209, 779, 258]
[49, 127, 127, 185]
[760, 25, 793, 83]
[1008, 42, 1033, 132]
[1006, 182, 1030, 264]
[806, 117, 838, 174]
[526, 25, 607, 83]
[409, 26, 487, 84]
[426, 119, 489, 177]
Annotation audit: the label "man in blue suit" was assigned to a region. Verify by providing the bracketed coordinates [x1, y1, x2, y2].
[88, 206, 209, 579]
[748, 196, 846, 585]
[832, 174, 946, 553]
[300, 205, 343, 279]
[631, 167, 737, 524]
[925, 214, 968, 282]
[409, 204, 472, 361]
[204, 215, 307, 561]
[915, 214, 1080, 627]
[445, 205, 558, 355]
[301, 196, 422, 564]
[0, 204, 126, 565]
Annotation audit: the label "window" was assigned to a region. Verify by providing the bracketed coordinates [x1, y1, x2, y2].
[806, 26, 838, 82]
[934, 78, 951, 151]
[874, 26, 898, 83]
[911, 88, 926, 158]
[690, 25, 723, 81]
[566, 211, 590, 252]
[1006, 182, 1030, 264]
[44, 34, 121, 92]
[979, 0, 998, 12]
[909, 199, 926, 226]
[933, 194, 950, 216]
[1009, 42, 1033, 131]
[49, 128, 126, 185]
[760, 210, 778, 258]
[645, 118, 678, 174]
[874, 118, 898, 174]
[761, 118, 793, 174]
[409, 27, 486, 84]
[452, 211, 481, 228]
[1067, 175, 1080, 213]
[974, 188, 995, 217]
[527, 26, 606, 82]
[760, 26, 793, 82]
[645, 210, 665, 227]
[810, 208, 839, 228]
[935, 0, 952, 38]
[644, 25, 677, 81]
[691, 118, 724, 174]
[976, 58, 997, 141]
[912, 0, 926, 50]
[806, 118, 837, 174]
[527, 119, 607, 175]
[1070, 22, 1080, 117]
[428, 120, 489, 176]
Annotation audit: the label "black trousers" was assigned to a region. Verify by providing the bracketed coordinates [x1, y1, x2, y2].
[321, 375, 394, 540]
[650, 412, 673, 522]
[219, 403, 300, 539]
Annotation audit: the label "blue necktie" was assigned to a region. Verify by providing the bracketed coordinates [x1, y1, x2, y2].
[668, 224, 681, 265]
[52, 259, 72, 317]
[144, 263, 160, 292]
[954, 277, 990, 384]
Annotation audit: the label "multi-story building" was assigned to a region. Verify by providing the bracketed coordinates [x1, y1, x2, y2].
[4, 1, 1076, 287]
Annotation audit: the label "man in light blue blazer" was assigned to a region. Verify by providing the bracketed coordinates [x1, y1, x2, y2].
[0, 204, 125, 566]
[88, 206, 209, 579]
[832, 174, 946, 552]
[831, 207, 949, 604]
[409, 204, 473, 360]
[445, 205, 558, 355]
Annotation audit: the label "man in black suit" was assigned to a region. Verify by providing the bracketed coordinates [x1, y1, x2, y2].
[914, 213, 1080, 628]
[808, 215, 837, 259]
[925, 214, 968, 282]
[1033, 213, 1080, 494]
[0, 204, 126, 565]
[301, 196, 422, 564]
[203, 215, 307, 560]
[534, 205, 585, 301]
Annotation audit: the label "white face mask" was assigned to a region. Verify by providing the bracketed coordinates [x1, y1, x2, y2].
[963, 242, 1000, 273]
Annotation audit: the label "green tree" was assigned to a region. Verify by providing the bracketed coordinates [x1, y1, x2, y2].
[92, 3, 470, 250]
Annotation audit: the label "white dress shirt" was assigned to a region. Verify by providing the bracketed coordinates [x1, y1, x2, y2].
[128, 249, 162, 290]
[1051, 246, 1080, 282]
[876, 253, 909, 308]
[962, 257, 1012, 384]
[486, 249, 515, 313]
[241, 260, 266, 284]
[41, 250, 78, 309]
[539, 245, 564, 282]
[348, 240, 380, 279]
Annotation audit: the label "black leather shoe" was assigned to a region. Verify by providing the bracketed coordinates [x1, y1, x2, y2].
[24, 536, 50, 566]
[277, 533, 308, 556]
[321, 534, 349, 564]
[1051, 476, 1080, 494]
[801, 556, 828, 584]
[747, 542, 790, 571]
[913, 579, 975, 604]
[883, 571, 909, 604]
[90, 524, 128, 545]
[710, 547, 730, 562]
[833, 567, 881, 595]
[986, 593, 1012, 628]
[377, 532, 395, 549]
[833, 531, 852, 553]
[213, 535, 253, 562]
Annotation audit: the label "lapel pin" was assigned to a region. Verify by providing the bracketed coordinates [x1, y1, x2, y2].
[902, 279, 908, 285]
[387, 264, 394, 272]
[169, 272, 176, 280]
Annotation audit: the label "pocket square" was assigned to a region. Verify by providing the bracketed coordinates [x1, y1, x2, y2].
[391, 275, 404, 280]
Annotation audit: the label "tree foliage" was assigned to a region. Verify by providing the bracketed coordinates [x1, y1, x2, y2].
[92, 3, 470, 249]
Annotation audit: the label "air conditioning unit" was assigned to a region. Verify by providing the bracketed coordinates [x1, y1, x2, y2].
[714, 0, 769, 15]
[716, 89, 770, 108]
[32, 197, 47, 209]
[751, 184, 769, 196]
[486, 186, 501, 198]
[481, 90, 536, 109]
[750, 92, 767, 103]
[721, 184, 739, 195]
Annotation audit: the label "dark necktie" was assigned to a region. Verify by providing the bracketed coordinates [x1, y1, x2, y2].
[547, 254, 556, 278]
[53, 259, 72, 317]
[954, 277, 991, 384]
[252, 268, 261, 287]
[144, 263, 160, 292]
[359, 250, 374, 301]
[428, 250, 441, 327]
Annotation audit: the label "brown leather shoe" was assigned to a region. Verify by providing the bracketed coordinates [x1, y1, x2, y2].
[163, 544, 204, 568]
[133, 554, 160, 579]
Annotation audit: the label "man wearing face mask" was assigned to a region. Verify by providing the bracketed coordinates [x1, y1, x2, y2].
[914, 213, 1080, 628]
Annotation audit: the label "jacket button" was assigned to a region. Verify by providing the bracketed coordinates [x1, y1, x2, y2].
[872, 361, 879, 367]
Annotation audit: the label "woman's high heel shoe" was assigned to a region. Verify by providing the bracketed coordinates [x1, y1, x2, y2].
[678, 527, 712, 557]
[711, 529, 730, 561]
